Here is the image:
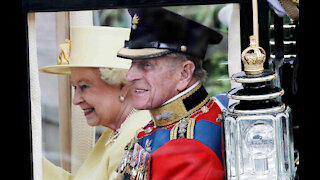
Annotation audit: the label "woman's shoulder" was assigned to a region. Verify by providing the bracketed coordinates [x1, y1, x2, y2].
[122, 110, 152, 131]
[131, 110, 151, 119]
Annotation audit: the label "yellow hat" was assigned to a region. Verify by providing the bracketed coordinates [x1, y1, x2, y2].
[39, 26, 131, 75]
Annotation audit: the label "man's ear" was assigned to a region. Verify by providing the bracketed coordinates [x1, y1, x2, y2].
[176, 60, 195, 92]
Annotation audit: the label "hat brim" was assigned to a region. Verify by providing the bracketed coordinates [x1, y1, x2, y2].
[39, 64, 128, 75]
[117, 47, 171, 60]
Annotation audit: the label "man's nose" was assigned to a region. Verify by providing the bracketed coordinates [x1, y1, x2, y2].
[126, 64, 141, 82]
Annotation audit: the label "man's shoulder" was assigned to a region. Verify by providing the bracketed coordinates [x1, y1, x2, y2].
[192, 97, 224, 125]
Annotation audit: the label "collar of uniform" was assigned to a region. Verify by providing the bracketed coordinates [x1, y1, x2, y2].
[150, 82, 210, 127]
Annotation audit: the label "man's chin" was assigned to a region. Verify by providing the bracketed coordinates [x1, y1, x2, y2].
[133, 101, 164, 110]
[133, 104, 149, 110]
[133, 100, 154, 110]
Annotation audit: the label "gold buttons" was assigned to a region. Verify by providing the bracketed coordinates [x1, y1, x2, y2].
[180, 45, 187, 52]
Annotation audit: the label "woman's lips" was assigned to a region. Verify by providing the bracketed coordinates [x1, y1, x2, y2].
[83, 108, 94, 116]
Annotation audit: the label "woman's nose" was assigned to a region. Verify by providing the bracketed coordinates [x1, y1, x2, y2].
[72, 88, 84, 105]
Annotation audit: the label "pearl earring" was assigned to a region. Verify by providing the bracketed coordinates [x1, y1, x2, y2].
[119, 95, 125, 102]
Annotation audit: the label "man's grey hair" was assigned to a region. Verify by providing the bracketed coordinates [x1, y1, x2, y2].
[166, 52, 207, 82]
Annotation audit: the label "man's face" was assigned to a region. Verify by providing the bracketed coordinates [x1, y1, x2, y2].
[126, 56, 181, 110]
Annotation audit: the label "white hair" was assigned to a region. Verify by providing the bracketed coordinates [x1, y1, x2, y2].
[166, 53, 207, 82]
[98, 67, 129, 86]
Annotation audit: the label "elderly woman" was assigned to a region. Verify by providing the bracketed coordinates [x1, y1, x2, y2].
[39, 26, 150, 180]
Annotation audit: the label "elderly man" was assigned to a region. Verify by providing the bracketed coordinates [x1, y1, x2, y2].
[116, 7, 225, 180]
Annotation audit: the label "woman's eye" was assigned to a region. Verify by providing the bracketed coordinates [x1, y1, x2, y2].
[80, 84, 89, 90]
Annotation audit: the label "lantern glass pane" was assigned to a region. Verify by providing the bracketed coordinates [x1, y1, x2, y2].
[224, 116, 237, 179]
[237, 117, 277, 179]
[277, 110, 295, 179]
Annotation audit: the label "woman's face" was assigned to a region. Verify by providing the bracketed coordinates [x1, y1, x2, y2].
[70, 67, 121, 127]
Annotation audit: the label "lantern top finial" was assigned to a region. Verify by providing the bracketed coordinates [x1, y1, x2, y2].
[241, 36, 266, 75]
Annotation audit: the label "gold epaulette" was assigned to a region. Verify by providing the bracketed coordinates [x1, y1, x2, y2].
[170, 118, 196, 140]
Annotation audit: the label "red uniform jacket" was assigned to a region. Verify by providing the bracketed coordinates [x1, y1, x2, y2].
[121, 83, 225, 180]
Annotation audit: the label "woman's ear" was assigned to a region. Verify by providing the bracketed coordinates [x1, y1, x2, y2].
[176, 60, 195, 92]
[119, 84, 130, 100]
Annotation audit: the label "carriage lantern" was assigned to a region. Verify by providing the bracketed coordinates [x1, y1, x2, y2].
[222, 36, 295, 179]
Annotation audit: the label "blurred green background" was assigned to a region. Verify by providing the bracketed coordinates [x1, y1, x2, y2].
[94, 5, 231, 96]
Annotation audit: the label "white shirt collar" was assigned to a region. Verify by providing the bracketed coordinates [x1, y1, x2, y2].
[162, 81, 200, 106]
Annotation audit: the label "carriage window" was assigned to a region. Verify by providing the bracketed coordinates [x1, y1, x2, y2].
[37, 4, 233, 174]
[36, 12, 60, 166]
[94, 6, 231, 96]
